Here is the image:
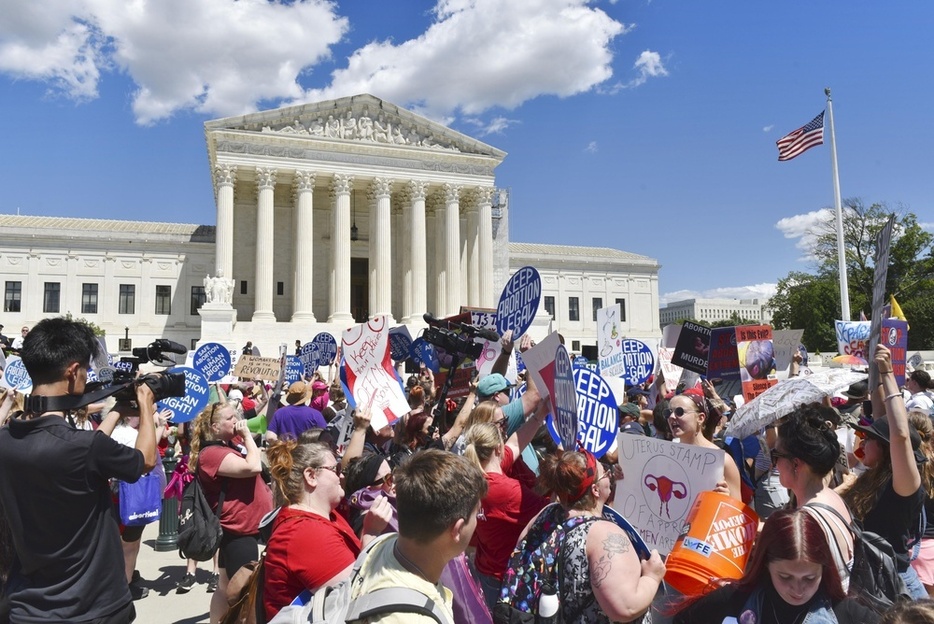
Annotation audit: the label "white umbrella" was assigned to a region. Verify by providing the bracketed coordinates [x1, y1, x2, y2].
[725, 368, 868, 439]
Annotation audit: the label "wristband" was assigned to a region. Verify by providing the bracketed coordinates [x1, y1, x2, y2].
[884, 393, 902, 402]
[878, 369, 893, 375]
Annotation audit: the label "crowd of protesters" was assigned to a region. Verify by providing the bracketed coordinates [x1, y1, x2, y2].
[2, 317, 934, 624]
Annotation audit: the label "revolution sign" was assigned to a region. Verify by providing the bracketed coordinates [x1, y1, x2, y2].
[192, 342, 232, 383]
[496, 266, 541, 338]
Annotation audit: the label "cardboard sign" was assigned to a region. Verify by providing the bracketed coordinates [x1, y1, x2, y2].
[312, 332, 338, 366]
[835, 320, 871, 361]
[233, 355, 282, 381]
[772, 329, 805, 379]
[882, 319, 909, 387]
[736, 325, 777, 402]
[546, 366, 618, 458]
[156, 366, 210, 424]
[672, 322, 711, 374]
[496, 265, 541, 338]
[597, 304, 626, 377]
[613, 434, 724, 555]
[1, 356, 32, 394]
[656, 348, 683, 394]
[342, 316, 410, 432]
[192, 342, 232, 383]
[519, 331, 562, 400]
[707, 328, 740, 381]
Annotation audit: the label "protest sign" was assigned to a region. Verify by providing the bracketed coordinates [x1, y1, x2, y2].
[312, 332, 338, 366]
[867, 215, 897, 390]
[707, 328, 740, 381]
[552, 344, 578, 449]
[409, 338, 439, 373]
[299, 342, 319, 376]
[495, 266, 541, 338]
[192, 342, 232, 383]
[518, 332, 562, 400]
[156, 366, 210, 424]
[882, 319, 908, 387]
[597, 304, 625, 377]
[908, 352, 925, 370]
[736, 325, 777, 402]
[672, 322, 711, 374]
[662, 323, 682, 349]
[546, 366, 618, 458]
[233, 355, 282, 381]
[612, 434, 724, 555]
[835, 320, 871, 360]
[1, 356, 32, 394]
[284, 355, 303, 385]
[342, 316, 410, 431]
[620, 339, 654, 387]
[388, 326, 413, 362]
[772, 329, 805, 379]
[657, 348, 683, 393]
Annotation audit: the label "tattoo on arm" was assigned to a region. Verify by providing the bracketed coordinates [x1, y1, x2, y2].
[591, 555, 611, 588]
[602, 534, 630, 558]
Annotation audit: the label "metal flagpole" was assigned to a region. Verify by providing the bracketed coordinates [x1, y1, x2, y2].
[825, 87, 850, 321]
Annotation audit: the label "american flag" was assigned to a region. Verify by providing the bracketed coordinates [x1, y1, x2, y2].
[776, 111, 824, 161]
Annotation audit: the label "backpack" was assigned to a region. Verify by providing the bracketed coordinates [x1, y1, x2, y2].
[493, 504, 600, 624]
[177, 456, 228, 562]
[268, 534, 453, 624]
[807, 502, 911, 610]
[715, 436, 757, 505]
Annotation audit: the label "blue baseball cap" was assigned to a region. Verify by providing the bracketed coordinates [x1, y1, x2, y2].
[477, 373, 512, 398]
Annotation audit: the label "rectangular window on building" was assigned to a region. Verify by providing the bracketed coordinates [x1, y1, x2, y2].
[544, 296, 555, 319]
[568, 297, 580, 321]
[155, 285, 171, 315]
[4, 281, 22, 313]
[572, 340, 581, 352]
[81, 283, 98, 314]
[191, 286, 206, 315]
[592, 297, 602, 322]
[119, 284, 135, 315]
[277, 281, 284, 296]
[191, 338, 199, 350]
[240, 280, 248, 295]
[43, 282, 60, 313]
[615, 298, 627, 322]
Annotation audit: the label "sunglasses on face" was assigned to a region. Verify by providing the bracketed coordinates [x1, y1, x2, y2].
[664, 407, 696, 418]
[371, 472, 393, 488]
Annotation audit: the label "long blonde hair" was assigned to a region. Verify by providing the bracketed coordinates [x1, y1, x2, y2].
[909, 411, 934, 496]
[465, 400, 500, 431]
[463, 422, 501, 471]
[188, 401, 228, 472]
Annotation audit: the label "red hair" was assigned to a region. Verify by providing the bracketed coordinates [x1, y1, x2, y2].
[408, 385, 425, 409]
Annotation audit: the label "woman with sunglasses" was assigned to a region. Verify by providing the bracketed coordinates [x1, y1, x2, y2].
[189, 401, 274, 624]
[464, 401, 549, 611]
[773, 403, 855, 591]
[843, 344, 927, 599]
[666, 388, 742, 500]
[499, 449, 666, 623]
[343, 453, 398, 535]
[263, 440, 392, 620]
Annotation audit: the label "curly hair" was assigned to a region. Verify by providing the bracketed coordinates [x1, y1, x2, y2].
[538, 450, 598, 511]
[909, 410, 934, 496]
[777, 403, 843, 477]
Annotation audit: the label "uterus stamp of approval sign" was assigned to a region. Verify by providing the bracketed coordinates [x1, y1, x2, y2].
[644, 474, 688, 519]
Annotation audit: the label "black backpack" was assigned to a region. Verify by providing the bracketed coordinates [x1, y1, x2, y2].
[177, 457, 227, 562]
[808, 502, 911, 610]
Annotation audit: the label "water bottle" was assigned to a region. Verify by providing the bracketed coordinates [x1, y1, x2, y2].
[537, 582, 559, 623]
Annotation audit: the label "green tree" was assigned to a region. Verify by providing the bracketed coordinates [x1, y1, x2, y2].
[770, 201, 934, 350]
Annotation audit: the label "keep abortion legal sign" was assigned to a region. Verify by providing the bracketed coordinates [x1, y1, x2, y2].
[496, 266, 541, 338]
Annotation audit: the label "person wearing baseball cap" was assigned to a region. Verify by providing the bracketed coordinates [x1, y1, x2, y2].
[843, 344, 927, 598]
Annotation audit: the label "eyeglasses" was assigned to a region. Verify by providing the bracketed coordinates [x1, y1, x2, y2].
[770, 449, 792, 465]
[664, 407, 697, 418]
[316, 463, 342, 476]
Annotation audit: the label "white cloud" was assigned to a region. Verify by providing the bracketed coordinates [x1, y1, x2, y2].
[660, 283, 778, 307]
[920, 221, 934, 232]
[585, 141, 598, 153]
[464, 115, 519, 136]
[602, 48, 668, 93]
[762, 124, 773, 132]
[0, 0, 632, 124]
[774, 208, 833, 260]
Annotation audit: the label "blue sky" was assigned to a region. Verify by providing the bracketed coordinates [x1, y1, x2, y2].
[1, 1, 931, 305]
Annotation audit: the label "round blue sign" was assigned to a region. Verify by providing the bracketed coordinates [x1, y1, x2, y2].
[552, 344, 578, 450]
[3, 358, 32, 392]
[312, 333, 338, 366]
[388, 329, 413, 362]
[299, 342, 319, 374]
[409, 338, 439, 373]
[496, 266, 541, 337]
[618, 339, 654, 387]
[193, 342, 232, 383]
[156, 366, 210, 424]
[284, 355, 303, 385]
[570, 367, 618, 458]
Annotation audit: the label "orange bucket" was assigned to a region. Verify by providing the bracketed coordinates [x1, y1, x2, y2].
[665, 490, 759, 596]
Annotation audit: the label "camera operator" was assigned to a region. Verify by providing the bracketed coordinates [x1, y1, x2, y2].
[0, 317, 158, 624]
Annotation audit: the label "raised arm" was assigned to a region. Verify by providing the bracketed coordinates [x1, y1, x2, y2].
[876, 344, 921, 497]
[491, 330, 513, 376]
[341, 408, 371, 469]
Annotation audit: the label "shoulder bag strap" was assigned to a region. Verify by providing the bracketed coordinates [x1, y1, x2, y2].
[806, 501, 860, 537]
[196, 443, 230, 518]
[346, 587, 453, 624]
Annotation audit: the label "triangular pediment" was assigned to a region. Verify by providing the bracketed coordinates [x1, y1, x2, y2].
[204, 94, 504, 159]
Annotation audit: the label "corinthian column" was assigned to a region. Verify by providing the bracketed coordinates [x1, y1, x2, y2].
[214, 163, 237, 278]
[429, 196, 446, 317]
[403, 181, 428, 323]
[443, 184, 462, 317]
[328, 174, 354, 323]
[368, 178, 394, 322]
[292, 171, 316, 321]
[477, 187, 495, 307]
[253, 167, 277, 321]
[465, 191, 480, 306]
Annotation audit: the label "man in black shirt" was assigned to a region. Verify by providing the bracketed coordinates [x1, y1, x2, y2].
[0, 317, 158, 623]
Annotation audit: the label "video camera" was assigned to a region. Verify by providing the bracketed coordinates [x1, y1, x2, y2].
[422, 313, 496, 361]
[24, 338, 188, 414]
